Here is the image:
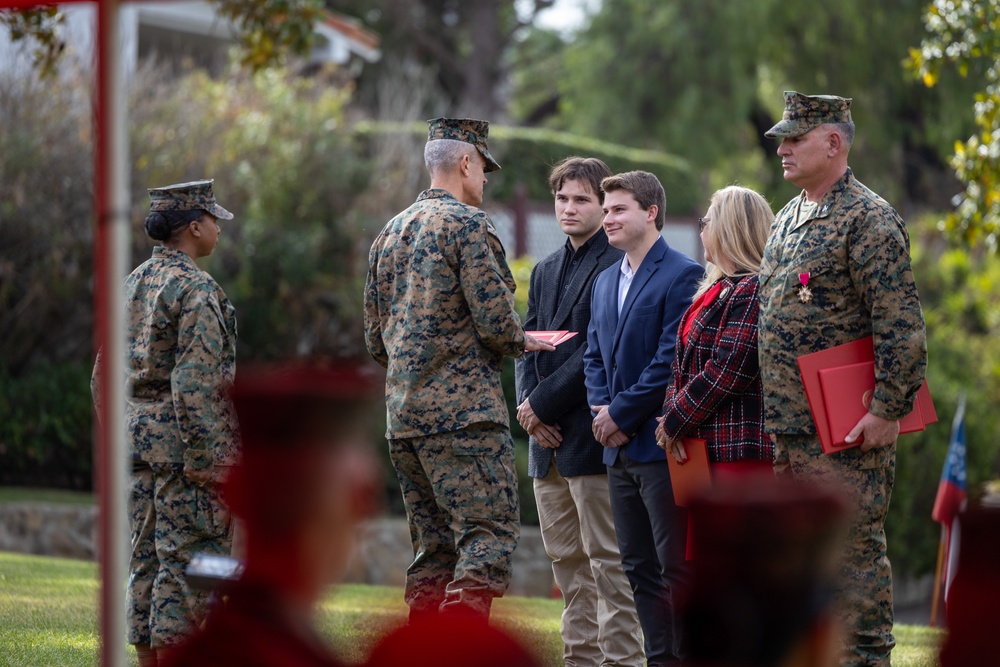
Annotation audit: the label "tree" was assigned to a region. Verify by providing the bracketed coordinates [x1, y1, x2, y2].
[0, 59, 375, 490]
[331, 0, 553, 119]
[213, 0, 324, 70]
[886, 213, 1000, 577]
[518, 0, 979, 211]
[0, 6, 63, 77]
[907, 0, 1000, 253]
[0, 0, 324, 75]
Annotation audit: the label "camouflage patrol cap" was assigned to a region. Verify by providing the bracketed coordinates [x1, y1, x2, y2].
[427, 117, 501, 172]
[765, 91, 853, 139]
[148, 179, 234, 220]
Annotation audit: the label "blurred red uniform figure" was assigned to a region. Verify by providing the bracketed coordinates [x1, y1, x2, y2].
[938, 506, 1000, 666]
[161, 362, 384, 667]
[680, 477, 849, 667]
[366, 613, 542, 667]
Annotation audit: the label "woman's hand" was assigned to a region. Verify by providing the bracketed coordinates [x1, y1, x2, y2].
[667, 439, 688, 464]
[655, 417, 668, 450]
[656, 416, 688, 462]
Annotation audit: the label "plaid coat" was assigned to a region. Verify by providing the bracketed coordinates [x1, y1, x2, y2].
[659, 274, 772, 463]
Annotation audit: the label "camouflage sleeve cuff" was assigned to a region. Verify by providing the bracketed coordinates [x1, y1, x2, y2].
[868, 395, 913, 422]
[183, 448, 215, 471]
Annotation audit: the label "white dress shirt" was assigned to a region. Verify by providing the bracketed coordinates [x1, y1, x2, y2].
[617, 255, 634, 315]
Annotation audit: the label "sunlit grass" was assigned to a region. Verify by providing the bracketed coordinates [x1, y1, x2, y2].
[893, 625, 945, 667]
[0, 551, 942, 666]
[0, 553, 100, 667]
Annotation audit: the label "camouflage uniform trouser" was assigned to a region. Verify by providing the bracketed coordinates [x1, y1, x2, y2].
[127, 461, 232, 648]
[389, 422, 520, 618]
[773, 435, 895, 667]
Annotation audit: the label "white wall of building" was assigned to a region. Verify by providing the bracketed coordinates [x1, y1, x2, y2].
[490, 209, 704, 265]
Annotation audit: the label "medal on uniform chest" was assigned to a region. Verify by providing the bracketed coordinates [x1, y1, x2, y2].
[797, 272, 812, 303]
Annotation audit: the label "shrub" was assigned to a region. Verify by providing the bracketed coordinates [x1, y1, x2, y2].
[129, 63, 376, 360]
[353, 120, 701, 215]
[0, 67, 93, 376]
[0, 361, 94, 490]
[884, 214, 1000, 578]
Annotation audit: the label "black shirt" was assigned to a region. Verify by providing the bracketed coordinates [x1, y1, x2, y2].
[556, 234, 598, 306]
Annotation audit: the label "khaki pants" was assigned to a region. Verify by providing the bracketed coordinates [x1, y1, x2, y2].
[535, 467, 645, 667]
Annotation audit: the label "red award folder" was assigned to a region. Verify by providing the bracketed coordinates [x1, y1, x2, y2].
[525, 330, 578, 345]
[665, 438, 711, 506]
[797, 337, 936, 454]
[819, 362, 927, 447]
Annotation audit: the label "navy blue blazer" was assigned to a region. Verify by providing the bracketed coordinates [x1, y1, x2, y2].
[515, 230, 624, 478]
[583, 236, 703, 465]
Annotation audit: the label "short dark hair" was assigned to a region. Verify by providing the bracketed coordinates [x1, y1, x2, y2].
[601, 170, 666, 231]
[549, 157, 613, 203]
[143, 208, 206, 241]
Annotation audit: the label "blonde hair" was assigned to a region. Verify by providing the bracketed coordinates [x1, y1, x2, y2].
[695, 185, 773, 298]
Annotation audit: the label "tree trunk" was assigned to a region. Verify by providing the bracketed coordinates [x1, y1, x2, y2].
[461, 0, 504, 119]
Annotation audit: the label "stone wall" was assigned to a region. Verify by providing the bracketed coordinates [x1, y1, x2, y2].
[0, 502, 556, 598]
[0, 502, 97, 560]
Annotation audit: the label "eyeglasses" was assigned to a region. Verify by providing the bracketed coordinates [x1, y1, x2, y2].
[698, 217, 710, 231]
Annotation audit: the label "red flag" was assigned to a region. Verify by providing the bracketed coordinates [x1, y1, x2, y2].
[932, 397, 967, 527]
[932, 395, 968, 609]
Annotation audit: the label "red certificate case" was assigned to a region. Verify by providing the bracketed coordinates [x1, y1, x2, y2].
[525, 330, 578, 345]
[796, 337, 936, 454]
[665, 438, 712, 506]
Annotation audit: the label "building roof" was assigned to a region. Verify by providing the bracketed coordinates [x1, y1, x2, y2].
[321, 11, 381, 61]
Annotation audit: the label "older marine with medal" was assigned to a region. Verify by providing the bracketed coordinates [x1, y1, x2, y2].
[757, 92, 927, 667]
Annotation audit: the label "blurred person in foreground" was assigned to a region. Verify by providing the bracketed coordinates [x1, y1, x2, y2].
[364, 117, 553, 622]
[681, 478, 848, 667]
[758, 91, 926, 666]
[160, 362, 384, 667]
[365, 610, 542, 667]
[937, 504, 1000, 666]
[93, 180, 239, 666]
[656, 185, 774, 481]
[514, 156, 644, 666]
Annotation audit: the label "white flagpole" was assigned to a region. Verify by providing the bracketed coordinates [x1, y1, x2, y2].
[94, 1, 130, 666]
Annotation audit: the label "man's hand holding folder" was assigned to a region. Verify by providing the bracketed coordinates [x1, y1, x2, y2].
[797, 336, 936, 454]
[843, 412, 901, 451]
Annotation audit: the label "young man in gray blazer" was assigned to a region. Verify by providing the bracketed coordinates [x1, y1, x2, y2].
[515, 157, 644, 667]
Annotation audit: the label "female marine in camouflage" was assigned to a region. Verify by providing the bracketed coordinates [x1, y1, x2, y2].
[114, 180, 239, 666]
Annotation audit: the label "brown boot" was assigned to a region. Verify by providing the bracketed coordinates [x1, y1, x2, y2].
[135, 643, 158, 667]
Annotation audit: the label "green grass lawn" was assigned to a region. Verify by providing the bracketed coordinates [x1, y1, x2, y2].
[0, 551, 943, 667]
[0, 487, 94, 506]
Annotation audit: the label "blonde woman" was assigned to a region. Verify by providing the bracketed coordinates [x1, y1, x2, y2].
[655, 185, 774, 479]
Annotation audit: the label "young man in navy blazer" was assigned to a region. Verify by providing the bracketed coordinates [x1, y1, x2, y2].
[583, 170, 702, 666]
[515, 157, 644, 667]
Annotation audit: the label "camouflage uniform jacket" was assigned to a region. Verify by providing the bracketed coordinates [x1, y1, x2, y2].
[758, 168, 927, 434]
[364, 188, 526, 439]
[123, 246, 239, 467]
